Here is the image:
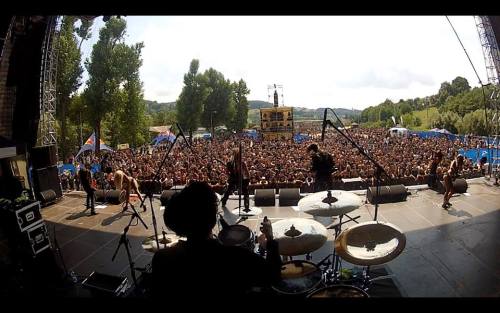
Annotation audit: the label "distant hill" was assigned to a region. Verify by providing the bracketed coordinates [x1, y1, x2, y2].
[247, 100, 361, 120]
[145, 99, 361, 122]
[248, 100, 273, 109]
[145, 100, 176, 114]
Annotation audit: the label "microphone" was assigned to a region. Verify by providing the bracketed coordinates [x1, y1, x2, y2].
[321, 108, 327, 142]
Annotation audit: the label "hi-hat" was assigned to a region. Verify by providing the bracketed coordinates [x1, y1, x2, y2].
[231, 206, 262, 216]
[273, 218, 328, 256]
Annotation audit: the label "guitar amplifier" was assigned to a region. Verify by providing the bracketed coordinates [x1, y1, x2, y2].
[15, 201, 43, 232]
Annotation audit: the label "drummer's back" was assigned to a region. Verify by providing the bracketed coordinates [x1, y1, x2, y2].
[151, 239, 268, 297]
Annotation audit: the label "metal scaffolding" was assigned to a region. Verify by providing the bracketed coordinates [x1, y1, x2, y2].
[475, 16, 500, 86]
[38, 15, 60, 147]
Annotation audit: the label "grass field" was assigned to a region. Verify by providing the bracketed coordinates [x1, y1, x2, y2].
[410, 107, 439, 131]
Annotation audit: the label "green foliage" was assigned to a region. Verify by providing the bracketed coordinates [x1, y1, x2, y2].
[75, 18, 93, 51]
[457, 109, 493, 136]
[433, 111, 460, 134]
[151, 110, 176, 126]
[56, 16, 84, 160]
[82, 17, 147, 151]
[176, 59, 210, 137]
[401, 112, 422, 128]
[229, 79, 250, 131]
[357, 76, 497, 136]
[200, 68, 235, 129]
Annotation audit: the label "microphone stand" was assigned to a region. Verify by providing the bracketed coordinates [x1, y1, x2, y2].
[112, 211, 140, 288]
[135, 123, 194, 251]
[323, 118, 393, 290]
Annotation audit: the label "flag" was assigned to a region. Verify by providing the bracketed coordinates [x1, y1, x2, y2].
[84, 132, 105, 146]
[391, 116, 396, 125]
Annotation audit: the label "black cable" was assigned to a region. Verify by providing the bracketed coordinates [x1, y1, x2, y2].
[446, 16, 491, 175]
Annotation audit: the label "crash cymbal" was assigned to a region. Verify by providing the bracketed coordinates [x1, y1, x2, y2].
[298, 190, 363, 217]
[334, 221, 406, 266]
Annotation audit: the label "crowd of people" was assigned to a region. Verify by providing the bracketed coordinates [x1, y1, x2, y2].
[61, 127, 490, 194]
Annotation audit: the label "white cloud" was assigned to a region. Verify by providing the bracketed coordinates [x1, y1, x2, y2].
[79, 16, 487, 110]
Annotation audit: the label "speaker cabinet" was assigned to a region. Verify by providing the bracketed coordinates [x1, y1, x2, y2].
[33, 165, 62, 199]
[436, 178, 468, 194]
[367, 184, 408, 204]
[31, 145, 57, 169]
[160, 189, 181, 207]
[254, 189, 276, 206]
[279, 188, 300, 206]
[95, 189, 126, 205]
[39, 189, 57, 205]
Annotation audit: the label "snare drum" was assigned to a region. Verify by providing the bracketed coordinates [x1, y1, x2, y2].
[272, 260, 323, 296]
[218, 224, 255, 252]
[308, 285, 369, 298]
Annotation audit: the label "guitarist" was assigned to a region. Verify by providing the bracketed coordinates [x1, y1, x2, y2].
[307, 143, 336, 192]
[221, 148, 250, 209]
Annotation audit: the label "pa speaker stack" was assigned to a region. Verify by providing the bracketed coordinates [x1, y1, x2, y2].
[366, 184, 408, 204]
[30, 145, 62, 205]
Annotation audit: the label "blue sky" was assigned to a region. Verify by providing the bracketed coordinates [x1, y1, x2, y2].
[78, 16, 487, 110]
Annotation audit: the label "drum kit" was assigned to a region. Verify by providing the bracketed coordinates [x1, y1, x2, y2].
[140, 189, 406, 298]
[271, 189, 405, 297]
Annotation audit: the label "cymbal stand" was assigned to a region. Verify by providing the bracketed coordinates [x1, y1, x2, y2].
[323, 213, 360, 284]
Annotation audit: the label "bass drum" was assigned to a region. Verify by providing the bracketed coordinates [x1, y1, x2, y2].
[218, 224, 255, 252]
[308, 285, 369, 298]
[272, 260, 323, 296]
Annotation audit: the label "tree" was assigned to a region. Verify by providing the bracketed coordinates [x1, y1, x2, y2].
[75, 18, 93, 52]
[437, 81, 453, 106]
[450, 76, 471, 96]
[176, 59, 210, 139]
[434, 111, 460, 134]
[230, 79, 250, 132]
[201, 68, 235, 129]
[152, 110, 176, 126]
[458, 109, 493, 136]
[114, 42, 147, 147]
[83, 17, 127, 154]
[56, 16, 83, 160]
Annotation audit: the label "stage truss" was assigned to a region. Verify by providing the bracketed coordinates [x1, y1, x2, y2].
[37, 15, 60, 148]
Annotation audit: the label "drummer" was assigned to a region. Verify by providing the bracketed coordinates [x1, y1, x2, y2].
[307, 143, 337, 192]
[151, 181, 281, 297]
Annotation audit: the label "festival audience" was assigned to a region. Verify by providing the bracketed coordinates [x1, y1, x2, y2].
[65, 127, 485, 192]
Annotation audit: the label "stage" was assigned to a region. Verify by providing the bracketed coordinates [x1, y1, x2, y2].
[41, 178, 500, 297]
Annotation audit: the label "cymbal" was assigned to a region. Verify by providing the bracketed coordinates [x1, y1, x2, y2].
[298, 190, 363, 217]
[334, 221, 406, 266]
[142, 234, 185, 252]
[273, 218, 328, 256]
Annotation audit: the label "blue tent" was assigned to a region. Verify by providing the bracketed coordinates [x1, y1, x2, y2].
[153, 131, 176, 146]
[243, 129, 258, 140]
[294, 133, 310, 143]
[75, 132, 114, 159]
